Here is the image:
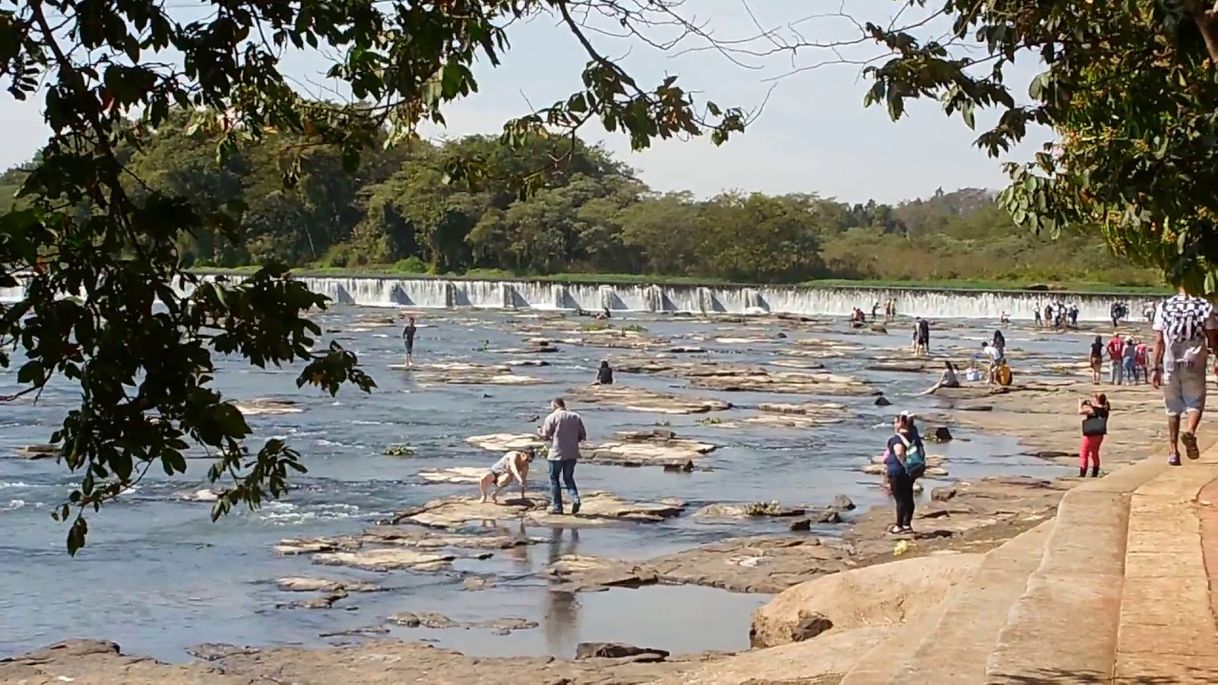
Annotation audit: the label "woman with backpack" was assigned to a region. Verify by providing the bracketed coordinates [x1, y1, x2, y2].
[884, 412, 926, 535]
[1078, 392, 1110, 478]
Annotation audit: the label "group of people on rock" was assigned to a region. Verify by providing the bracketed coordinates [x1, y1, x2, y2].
[1090, 333, 1149, 385]
[1034, 300, 1081, 329]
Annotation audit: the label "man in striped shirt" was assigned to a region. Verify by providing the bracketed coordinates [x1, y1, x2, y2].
[1151, 288, 1218, 465]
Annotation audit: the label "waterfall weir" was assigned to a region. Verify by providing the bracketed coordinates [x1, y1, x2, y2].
[0, 274, 1159, 322]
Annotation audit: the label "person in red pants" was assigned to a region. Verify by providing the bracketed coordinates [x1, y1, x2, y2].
[1078, 392, 1110, 477]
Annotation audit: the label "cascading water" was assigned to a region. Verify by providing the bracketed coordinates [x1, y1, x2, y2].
[0, 273, 1162, 321]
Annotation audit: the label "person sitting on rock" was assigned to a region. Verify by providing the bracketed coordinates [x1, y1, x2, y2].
[594, 360, 614, 385]
[479, 447, 535, 504]
[921, 361, 961, 395]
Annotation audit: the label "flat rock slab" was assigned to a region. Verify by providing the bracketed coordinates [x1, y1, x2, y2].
[275, 577, 378, 593]
[397, 492, 687, 529]
[15, 444, 59, 459]
[417, 467, 488, 484]
[466, 433, 543, 452]
[545, 554, 661, 591]
[311, 549, 456, 572]
[689, 370, 877, 396]
[648, 536, 851, 594]
[0, 638, 705, 683]
[388, 612, 539, 635]
[233, 398, 302, 415]
[586, 430, 717, 467]
[413, 363, 546, 386]
[570, 385, 731, 415]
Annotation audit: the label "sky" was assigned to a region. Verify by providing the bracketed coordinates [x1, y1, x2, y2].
[0, 0, 1050, 205]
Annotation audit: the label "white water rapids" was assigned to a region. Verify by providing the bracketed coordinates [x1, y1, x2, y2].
[0, 274, 1158, 321]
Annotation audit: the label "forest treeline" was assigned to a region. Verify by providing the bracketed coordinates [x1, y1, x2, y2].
[0, 116, 1156, 286]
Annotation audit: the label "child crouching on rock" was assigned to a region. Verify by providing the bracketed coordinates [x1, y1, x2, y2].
[1078, 392, 1110, 478]
[479, 447, 535, 503]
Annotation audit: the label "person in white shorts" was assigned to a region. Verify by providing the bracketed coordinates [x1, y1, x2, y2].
[1151, 288, 1218, 465]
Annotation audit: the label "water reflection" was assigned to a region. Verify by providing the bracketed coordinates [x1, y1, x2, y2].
[543, 526, 581, 655]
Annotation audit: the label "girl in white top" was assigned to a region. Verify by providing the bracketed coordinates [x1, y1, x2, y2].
[479, 447, 535, 503]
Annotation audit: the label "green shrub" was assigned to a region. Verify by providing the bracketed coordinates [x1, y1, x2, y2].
[392, 257, 427, 274]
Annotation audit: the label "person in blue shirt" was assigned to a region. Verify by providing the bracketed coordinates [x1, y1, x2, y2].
[884, 412, 924, 534]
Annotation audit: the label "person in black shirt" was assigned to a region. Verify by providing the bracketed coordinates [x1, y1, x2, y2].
[1089, 335, 1104, 384]
[594, 360, 613, 385]
[402, 316, 417, 366]
[1078, 392, 1110, 477]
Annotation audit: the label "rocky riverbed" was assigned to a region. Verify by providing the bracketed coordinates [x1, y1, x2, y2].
[0, 308, 1166, 684]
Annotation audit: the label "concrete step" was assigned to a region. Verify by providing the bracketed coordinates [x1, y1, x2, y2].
[984, 458, 1165, 683]
[1114, 456, 1218, 683]
[902, 519, 1054, 682]
[839, 520, 1053, 685]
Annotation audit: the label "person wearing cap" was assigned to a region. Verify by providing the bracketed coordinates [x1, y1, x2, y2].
[479, 447, 535, 504]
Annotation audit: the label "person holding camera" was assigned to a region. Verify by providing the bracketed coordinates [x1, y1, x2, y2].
[1078, 392, 1110, 478]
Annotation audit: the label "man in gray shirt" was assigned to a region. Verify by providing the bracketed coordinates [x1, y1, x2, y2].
[538, 398, 586, 514]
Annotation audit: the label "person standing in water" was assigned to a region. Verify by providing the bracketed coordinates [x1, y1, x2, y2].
[1078, 392, 1110, 478]
[1089, 335, 1104, 384]
[992, 329, 1006, 360]
[402, 316, 418, 366]
[539, 398, 586, 514]
[1151, 287, 1218, 465]
[871, 301, 881, 320]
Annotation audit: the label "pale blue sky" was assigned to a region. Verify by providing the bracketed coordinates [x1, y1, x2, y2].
[0, 1, 1049, 204]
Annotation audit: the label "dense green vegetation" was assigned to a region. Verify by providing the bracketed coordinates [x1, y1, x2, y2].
[865, 0, 1218, 292]
[0, 121, 1159, 288]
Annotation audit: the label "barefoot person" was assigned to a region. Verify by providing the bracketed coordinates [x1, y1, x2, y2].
[539, 398, 586, 514]
[479, 447, 535, 503]
[921, 360, 960, 395]
[1089, 335, 1104, 384]
[1151, 288, 1218, 465]
[1078, 392, 1110, 478]
[402, 316, 418, 366]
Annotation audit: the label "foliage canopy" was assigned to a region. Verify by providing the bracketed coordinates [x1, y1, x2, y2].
[0, 0, 747, 553]
[862, 0, 1218, 291]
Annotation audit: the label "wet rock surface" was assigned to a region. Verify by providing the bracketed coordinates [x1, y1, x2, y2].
[575, 642, 670, 662]
[545, 554, 661, 592]
[748, 553, 982, 648]
[394, 491, 687, 530]
[388, 612, 538, 635]
[410, 362, 547, 386]
[569, 384, 731, 415]
[585, 429, 717, 467]
[0, 639, 705, 684]
[231, 397, 302, 415]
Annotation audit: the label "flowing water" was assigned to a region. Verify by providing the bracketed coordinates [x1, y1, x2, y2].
[0, 306, 1106, 661]
[0, 275, 1159, 321]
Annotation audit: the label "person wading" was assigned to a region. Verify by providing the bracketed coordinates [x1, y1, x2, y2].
[402, 316, 418, 367]
[1151, 288, 1218, 465]
[538, 398, 587, 514]
[1078, 392, 1110, 478]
